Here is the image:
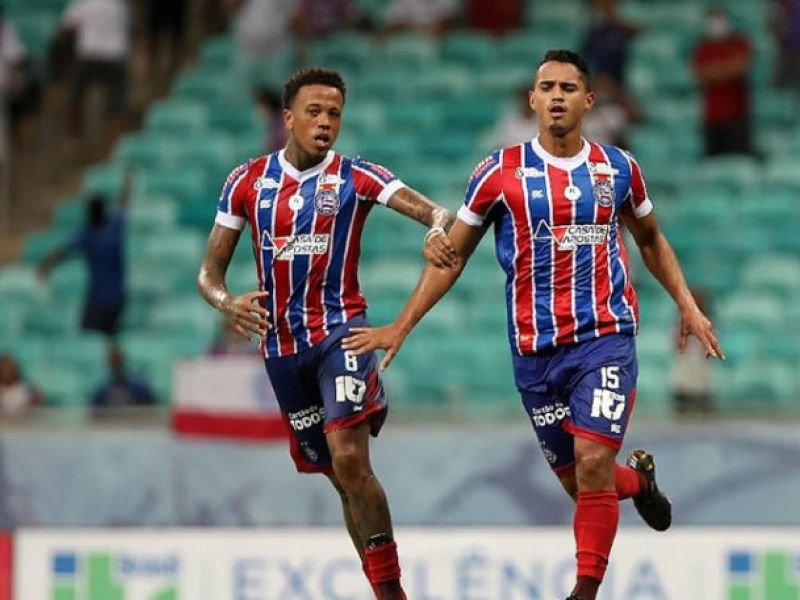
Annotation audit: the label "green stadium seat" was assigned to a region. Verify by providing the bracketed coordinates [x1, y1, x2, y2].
[0, 265, 47, 304]
[688, 156, 760, 195]
[764, 160, 800, 195]
[47, 333, 108, 372]
[114, 132, 178, 170]
[20, 228, 72, 264]
[718, 292, 783, 333]
[198, 34, 236, 70]
[740, 254, 800, 296]
[83, 162, 129, 199]
[172, 68, 235, 103]
[29, 362, 91, 407]
[140, 166, 210, 204]
[128, 195, 179, 232]
[383, 100, 442, 132]
[145, 99, 208, 135]
[52, 197, 86, 231]
[146, 297, 218, 341]
[359, 134, 419, 166]
[441, 97, 504, 130]
[441, 32, 498, 67]
[377, 33, 439, 67]
[314, 32, 374, 72]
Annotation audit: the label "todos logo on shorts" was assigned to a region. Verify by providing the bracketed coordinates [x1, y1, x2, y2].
[287, 405, 325, 431]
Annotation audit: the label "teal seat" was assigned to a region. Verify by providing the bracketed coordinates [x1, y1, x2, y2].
[172, 132, 238, 182]
[718, 293, 783, 333]
[83, 162, 129, 198]
[172, 68, 235, 103]
[0, 265, 46, 304]
[442, 97, 503, 130]
[139, 228, 205, 265]
[128, 196, 179, 232]
[52, 197, 86, 231]
[315, 32, 374, 72]
[114, 132, 178, 170]
[359, 134, 419, 166]
[764, 160, 800, 195]
[47, 333, 108, 372]
[140, 166, 210, 204]
[740, 254, 800, 296]
[384, 100, 442, 132]
[21, 228, 71, 264]
[29, 362, 91, 407]
[688, 156, 760, 195]
[377, 33, 439, 66]
[198, 34, 236, 70]
[145, 99, 208, 135]
[441, 32, 499, 67]
[146, 297, 218, 341]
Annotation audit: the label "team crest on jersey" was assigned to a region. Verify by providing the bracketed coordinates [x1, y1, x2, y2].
[593, 179, 615, 207]
[314, 173, 343, 215]
[534, 222, 609, 251]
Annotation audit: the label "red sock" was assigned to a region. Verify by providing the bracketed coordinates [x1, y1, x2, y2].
[574, 490, 619, 586]
[362, 562, 380, 598]
[364, 541, 406, 598]
[615, 464, 645, 499]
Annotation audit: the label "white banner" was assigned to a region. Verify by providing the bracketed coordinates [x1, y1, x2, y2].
[15, 527, 800, 600]
[172, 356, 278, 413]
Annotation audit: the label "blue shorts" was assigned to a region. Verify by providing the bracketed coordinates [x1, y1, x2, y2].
[265, 314, 387, 474]
[512, 333, 638, 473]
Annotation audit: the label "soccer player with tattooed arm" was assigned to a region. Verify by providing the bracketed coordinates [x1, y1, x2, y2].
[343, 50, 725, 600]
[197, 68, 455, 600]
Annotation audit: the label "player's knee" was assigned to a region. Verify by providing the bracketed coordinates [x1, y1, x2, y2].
[330, 444, 369, 487]
[574, 452, 615, 488]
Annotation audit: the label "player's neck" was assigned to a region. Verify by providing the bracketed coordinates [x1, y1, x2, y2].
[283, 143, 325, 173]
[538, 130, 584, 158]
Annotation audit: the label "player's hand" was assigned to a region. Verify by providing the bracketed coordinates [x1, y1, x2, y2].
[423, 229, 457, 269]
[679, 305, 724, 360]
[221, 290, 271, 341]
[342, 324, 407, 370]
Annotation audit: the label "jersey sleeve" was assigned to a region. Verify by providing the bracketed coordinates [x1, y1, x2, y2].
[457, 151, 503, 227]
[215, 161, 251, 230]
[351, 158, 406, 205]
[625, 153, 653, 219]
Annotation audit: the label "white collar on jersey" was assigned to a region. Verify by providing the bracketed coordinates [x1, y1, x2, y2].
[531, 137, 591, 171]
[277, 149, 335, 181]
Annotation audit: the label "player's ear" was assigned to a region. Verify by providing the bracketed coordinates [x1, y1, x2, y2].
[584, 90, 596, 112]
[283, 108, 293, 131]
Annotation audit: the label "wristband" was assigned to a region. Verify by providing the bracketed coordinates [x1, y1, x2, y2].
[424, 226, 445, 243]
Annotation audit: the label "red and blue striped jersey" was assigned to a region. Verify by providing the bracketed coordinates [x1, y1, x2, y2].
[216, 150, 405, 358]
[458, 138, 653, 355]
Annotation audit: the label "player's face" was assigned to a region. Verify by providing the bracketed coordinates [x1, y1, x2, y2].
[531, 62, 595, 138]
[284, 84, 343, 160]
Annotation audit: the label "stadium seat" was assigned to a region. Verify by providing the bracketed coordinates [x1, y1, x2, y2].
[52, 197, 87, 231]
[764, 160, 800, 195]
[378, 33, 439, 67]
[740, 254, 800, 297]
[28, 362, 92, 407]
[145, 99, 208, 136]
[441, 32, 499, 67]
[114, 132, 178, 170]
[20, 228, 72, 264]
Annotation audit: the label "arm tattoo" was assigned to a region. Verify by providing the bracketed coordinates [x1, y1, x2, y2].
[389, 188, 456, 231]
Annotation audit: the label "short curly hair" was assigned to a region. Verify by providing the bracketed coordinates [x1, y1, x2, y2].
[282, 68, 347, 109]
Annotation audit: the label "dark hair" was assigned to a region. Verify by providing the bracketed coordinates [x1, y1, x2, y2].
[282, 68, 346, 109]
[537, 49, 591, 89]
[254, 86, 282, 112]
[86, 194, 108, 228]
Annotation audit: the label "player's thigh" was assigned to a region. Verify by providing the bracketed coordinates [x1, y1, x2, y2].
[513, 352, 576, 472]
[520, 390, 576, 473]
[568, 334, 638, 450]
[265, 355, 331, 473]
[317, 316, 387, 436]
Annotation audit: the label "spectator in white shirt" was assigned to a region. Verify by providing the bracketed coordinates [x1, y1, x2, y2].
[60, 0, 131, 139]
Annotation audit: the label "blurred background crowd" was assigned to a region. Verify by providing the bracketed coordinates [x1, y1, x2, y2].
[0, 0, 799, 425]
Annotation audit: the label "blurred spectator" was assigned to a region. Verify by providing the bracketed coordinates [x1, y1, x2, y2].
[581, 0, 639, 89]
[770, 0, 800, 91]
[0, 353, 40, 417]
[670, 289, 714, 418]
[0, 6, 26, 166]
[146, 0, 187, 87]
[295, 0, 367, 38]
[253, 86, 287, 153]
[385, 0, 457, 34]
[692, 7, 753, 156]
[486, 86, 538, 148]
[208, 322, 259, 356]
[37, 169, 133, 337]
[230, 0, 297, 68]
[60, 0, 132, 141]
[465, 0, 523, 36]
[583, 74, 639, 147]
[91, 345, 156, 413]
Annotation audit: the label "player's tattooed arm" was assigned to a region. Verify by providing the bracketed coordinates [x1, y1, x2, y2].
[386, 187, 457, 268]
[198, 224, 270, 340]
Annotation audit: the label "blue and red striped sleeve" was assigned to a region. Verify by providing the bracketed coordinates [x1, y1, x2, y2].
[216, 160, 252, 230]
[351, 158, 406, 205]
[457, 150, 503, 227]
[625, 153, 653, 219]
